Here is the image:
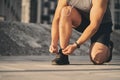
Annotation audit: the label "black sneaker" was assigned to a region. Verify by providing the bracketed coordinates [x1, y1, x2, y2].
[52, 49, 70, 65]
[106, 41, 113, 62]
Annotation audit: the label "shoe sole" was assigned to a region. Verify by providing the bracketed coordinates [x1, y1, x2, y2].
[106, 41, 113, 62]
[52, 61, 70, 65]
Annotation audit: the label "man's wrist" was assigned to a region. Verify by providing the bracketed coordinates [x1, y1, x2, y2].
[74, 41, 80, 48]
[51, 41, 58, 46]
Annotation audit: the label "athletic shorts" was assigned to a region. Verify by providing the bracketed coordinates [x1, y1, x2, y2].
[74, 9, 113, 47]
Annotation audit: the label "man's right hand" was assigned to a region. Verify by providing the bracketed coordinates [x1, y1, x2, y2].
[49, 45, 58, 54]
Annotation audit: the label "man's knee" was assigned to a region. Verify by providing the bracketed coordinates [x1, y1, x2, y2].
[91, 58, 104, 65]
[61, 6, 72, 17]
[90, 52, 106, 65]
[90, 42, 109, 65]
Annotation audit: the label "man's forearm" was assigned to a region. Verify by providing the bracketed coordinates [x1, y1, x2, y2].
[76, 24, 99, 45]
[51, 19, 59, 46]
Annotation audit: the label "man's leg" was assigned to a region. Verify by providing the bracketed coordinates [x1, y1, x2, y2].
[52, 6, 82, 65]
[59, 6, 82, 49]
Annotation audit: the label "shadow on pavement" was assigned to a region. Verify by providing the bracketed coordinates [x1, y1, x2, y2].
[0, 68, 120, 73]
[70, 63, 120, 65]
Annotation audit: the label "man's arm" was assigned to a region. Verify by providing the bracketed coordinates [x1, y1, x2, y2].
[76, 0, 108, 45]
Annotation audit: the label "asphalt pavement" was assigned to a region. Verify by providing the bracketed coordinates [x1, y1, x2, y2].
[0, 55, 120, 80]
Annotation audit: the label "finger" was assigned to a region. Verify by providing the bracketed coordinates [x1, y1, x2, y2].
[62, 49, 68, 53]
[63, 53, 69, 55]
[63, 51, 70, 55]
[63, 46, 69, 52]
[63, 46, 69, 53]
[49, 46, 55, 53]
[63, 49, 69, 54]
[51, 46, 58, 53]
[63, 49, 71, 55]
[49, 48, 53, 53]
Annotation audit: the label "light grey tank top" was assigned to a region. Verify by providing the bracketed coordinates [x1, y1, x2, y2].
[67, 0, 112, 23]
[68, 0, 92, 12]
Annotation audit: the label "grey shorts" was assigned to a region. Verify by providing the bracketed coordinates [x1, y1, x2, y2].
[74, 9, 113, 47]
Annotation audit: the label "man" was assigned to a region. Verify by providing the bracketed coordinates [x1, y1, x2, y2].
[49, 0, 113, 65]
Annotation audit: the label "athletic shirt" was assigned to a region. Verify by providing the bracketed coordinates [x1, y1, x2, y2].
[67, 0, 112, 24]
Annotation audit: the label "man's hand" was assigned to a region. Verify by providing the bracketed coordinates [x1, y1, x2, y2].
[62, 43, 77, 55]
[49, 45, 58, 54]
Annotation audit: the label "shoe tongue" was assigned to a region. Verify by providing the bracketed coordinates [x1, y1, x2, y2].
[59, 49, 62, 53]
[59, 49, 67, 56]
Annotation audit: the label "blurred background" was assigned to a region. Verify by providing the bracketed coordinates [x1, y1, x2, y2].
[0, 0, 120, 29]
[0, 0, 57, 24]
[0, 0, 119, 56]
